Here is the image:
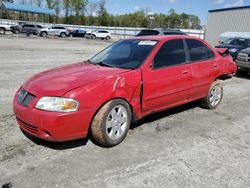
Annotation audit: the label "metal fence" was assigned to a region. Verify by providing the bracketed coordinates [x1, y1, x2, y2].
[0, 18, 205, 39]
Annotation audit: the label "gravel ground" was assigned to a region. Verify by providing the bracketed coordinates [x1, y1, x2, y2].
[0, 36, 250, 188]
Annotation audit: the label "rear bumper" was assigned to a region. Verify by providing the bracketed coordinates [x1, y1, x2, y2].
[236, 60, 250, 70]
[13, 93, 89, 142]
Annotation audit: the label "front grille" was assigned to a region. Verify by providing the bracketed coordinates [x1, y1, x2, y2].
[18, 89, 36, 107]
[237, 53, 250, 62]
[17, 118, 38, 135]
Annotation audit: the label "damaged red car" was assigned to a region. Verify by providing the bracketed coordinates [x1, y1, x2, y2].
[13, 36, 237, 146]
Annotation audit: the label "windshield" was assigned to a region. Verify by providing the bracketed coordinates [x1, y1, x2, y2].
[223, 38, 234, 44]
[136, 30, 159, 36]
[89, 39, 158, 69]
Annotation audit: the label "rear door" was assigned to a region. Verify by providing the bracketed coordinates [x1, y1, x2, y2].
[142, 39, 192, 114]
[185, 39, 219, 100]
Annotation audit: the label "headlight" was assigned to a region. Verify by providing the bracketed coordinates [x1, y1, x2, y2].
[229, 48, 238, 53]
[35, 97, 79, 112]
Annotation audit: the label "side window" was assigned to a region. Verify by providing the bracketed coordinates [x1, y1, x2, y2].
[154, 39, 186, 69]
[205, 46, 215, 59]
[186, 39, 208, 62]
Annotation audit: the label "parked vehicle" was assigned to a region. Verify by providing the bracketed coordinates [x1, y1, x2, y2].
[0, 23, 11, 35]
[235, 48, 250, 76]
[10, 24, 43, 35]
[136, 29, 187, 37]
[68, 29, 86, 38]
[10, 25, 20, 34]
[215, 37, 250, 60]
[86, 30, 111, 40]
[40, 26, 69, 37]
[13, 36, 237, 147]
[219, 32, 250, 44]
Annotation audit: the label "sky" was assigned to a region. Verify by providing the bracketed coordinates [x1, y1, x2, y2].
[104, 0, 250, 24]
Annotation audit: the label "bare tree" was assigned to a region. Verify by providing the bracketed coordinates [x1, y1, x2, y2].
[86, 1, 98, 16]
[35, 0, 43, 7]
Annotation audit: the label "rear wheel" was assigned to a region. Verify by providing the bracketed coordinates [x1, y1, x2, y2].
[60, 32, 66, 38]
[0, 28, 6, 35]
[201, 81, 223, 109]
[91, 99, 131, 147]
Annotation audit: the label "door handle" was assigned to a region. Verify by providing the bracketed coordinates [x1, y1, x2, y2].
[213, 64, 218, 68]
[182, 70, 189, 75]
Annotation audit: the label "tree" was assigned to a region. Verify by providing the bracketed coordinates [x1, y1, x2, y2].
[35, 0, 43, 7]
[46, 0, 55, 8]
[98, 0, 109, 26]
[63, 0, 70, 23]
[54, 0, 61, 23]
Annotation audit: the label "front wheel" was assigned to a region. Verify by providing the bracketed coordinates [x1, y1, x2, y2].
[106, 36, 111, 40]
[0, 28, 6, 35]
[201, 81, 223, 109]
[41, 31, 47, 37]
[91, 99, 131, 147]
[14, 29, 20, 34]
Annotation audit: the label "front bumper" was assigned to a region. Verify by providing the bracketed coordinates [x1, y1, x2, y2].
[235, 60, 250, 70]
[13, 92, 89, 142]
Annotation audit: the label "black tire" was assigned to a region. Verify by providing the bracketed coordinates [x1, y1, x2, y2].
[106, 36, 111, 40]
[92, 35, 96, 39]
[0, 28, 6, 35]
[237, 69, 249, 76]
[91, 99, 132, 147]
[60, 32, 66, 38]
[41, 31, 47, 37]
[14, 29, 20, 34]
[201, 81, 223, 109]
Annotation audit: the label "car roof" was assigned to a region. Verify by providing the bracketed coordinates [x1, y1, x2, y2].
[129, 35, 202, 41]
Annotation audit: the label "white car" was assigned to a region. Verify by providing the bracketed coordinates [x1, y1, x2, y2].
[40, 26, 69, 38]
[0, 24, 11, 35]
[87, 30, 111, 40]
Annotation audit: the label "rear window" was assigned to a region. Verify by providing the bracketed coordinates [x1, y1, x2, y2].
[186, 39, 214, 61]
[136, 30, 159, 36]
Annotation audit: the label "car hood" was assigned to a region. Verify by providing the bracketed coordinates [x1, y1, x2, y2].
[239, 47, 250, 53]
[23, 62, 131, 97]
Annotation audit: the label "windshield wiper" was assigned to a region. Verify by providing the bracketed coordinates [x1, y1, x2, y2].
[95, 62, 115, 68]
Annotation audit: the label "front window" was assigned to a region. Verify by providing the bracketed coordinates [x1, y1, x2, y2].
[89, 39, 158, 69]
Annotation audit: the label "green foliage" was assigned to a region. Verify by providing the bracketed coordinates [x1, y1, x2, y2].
[8, 0, 201, 28]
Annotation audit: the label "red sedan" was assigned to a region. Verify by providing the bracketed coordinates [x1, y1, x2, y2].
[13, 35, 237, 146]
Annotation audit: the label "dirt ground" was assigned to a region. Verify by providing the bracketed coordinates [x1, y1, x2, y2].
[0, 36, 250, 188]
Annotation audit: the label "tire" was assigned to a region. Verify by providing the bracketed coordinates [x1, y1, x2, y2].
[60, 32, 66, 38]
[14, 29, 20, 34]
[91, 99, 132, 147]
[0, 28, 6, 35]
[237, 69, 249, 76]
[201, 81, 223, 109]
[106, 36, 111, 40]
[92, 35, 96, 39]
[41, 31, 47, 37]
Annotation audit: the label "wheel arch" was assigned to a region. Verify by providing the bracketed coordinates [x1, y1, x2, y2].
[88, 97, 137, 135]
